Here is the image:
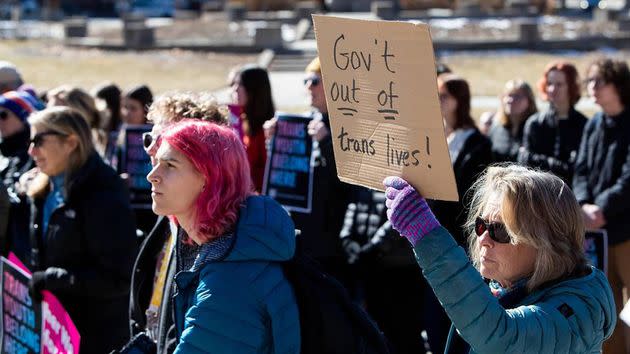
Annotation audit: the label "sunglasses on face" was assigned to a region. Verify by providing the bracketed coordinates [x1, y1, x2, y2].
[304, 77, 320, 87]
[475, 216, 511, 244]
[30, 131, 66, 148]
[0, 110, 10, 121]
[142, 132, 160, 151]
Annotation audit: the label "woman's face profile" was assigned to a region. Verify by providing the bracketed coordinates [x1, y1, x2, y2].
[146, 141, 205, 220]
[28, 125, 75, 177]
[478, 192, 537, 288]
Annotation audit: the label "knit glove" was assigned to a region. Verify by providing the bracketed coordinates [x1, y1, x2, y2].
[383, 176, 440, 247]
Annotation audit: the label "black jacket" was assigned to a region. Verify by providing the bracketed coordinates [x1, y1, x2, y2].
[291, 112, 351, 272]
[573, 110, 630, 245]
[518, 108, 587, 184]
[430, 129, 493, 247]
[29, 152, 138, 354]
[0, 127, 33, 261]
[129, 216, 177, 354]
[488, 119, 527, 163]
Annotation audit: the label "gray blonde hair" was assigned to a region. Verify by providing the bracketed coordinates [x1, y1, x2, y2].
[465, 164, 587, 292]
[147, 91, 227, 126]
[27, 107, 94, 196]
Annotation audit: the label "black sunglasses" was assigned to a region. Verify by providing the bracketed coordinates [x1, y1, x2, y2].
[475, 217, 511, 244]
[304, 77, 320, 87]
[0, 111, 9, 121]
[30, 131, 66, 148]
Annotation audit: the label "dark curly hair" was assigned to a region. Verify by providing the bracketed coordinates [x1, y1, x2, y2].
[588, 58, 630, 108]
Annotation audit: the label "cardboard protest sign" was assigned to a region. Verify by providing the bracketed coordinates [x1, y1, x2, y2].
[263, 114, 315, 213]
[1, 255, 81, 354]
[313, 15, 458, 201]
[1, 257, 41, 354]
[119, 124, 153, 208]
[584, 229, 608, 275]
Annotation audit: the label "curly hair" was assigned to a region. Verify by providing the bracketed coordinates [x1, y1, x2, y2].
[588, 57, 630, 108]
[147, 91, 228, 126]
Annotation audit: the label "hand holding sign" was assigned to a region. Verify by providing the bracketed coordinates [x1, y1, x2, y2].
[313, 15, 458, 201]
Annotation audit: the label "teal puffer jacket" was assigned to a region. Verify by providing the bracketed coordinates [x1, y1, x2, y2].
[414, 227, 616, 354]
[173, 196, 300, 354]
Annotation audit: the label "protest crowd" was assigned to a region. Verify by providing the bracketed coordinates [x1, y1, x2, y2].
[0, 49, 628, 354]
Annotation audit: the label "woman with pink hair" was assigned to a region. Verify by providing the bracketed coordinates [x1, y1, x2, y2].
[146, 119, 300, 353]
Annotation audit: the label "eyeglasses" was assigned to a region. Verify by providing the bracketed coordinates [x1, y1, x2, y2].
[584, 77, 607, 89]
[475, 216, 511, 244]
[304, 77, 320, 87]
[0, 111, 9, 121]
[142, 132, 160, 152]
[30, 131, 66, 148]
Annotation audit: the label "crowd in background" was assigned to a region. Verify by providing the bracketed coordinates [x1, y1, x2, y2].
[0, 54, 628, 354]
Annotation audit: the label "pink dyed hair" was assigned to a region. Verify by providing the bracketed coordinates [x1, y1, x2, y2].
[161, 119, 252, 241]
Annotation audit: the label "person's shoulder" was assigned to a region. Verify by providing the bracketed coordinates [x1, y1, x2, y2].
[532, 267, 615, 330]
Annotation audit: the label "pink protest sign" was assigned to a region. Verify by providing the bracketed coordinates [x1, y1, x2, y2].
[41, 292, 81, 354]
[8, 252, 30, 274]
[5, 253, 81, 354]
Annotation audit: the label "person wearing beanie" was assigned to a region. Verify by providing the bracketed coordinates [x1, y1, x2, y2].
[0, 90, 44, 262]
[0, 61, 24, 93]
[122, 85, 153, 125]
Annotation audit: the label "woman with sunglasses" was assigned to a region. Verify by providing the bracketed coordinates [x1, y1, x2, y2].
[146, 119, 300, 353]
[383, 165, 615, 353]
[25, 106, 138, 353]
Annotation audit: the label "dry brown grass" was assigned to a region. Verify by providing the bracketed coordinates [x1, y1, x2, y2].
[0, 39, 257, 95]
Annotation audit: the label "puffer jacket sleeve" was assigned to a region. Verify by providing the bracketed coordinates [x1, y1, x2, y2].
[414, 227, 614, 354]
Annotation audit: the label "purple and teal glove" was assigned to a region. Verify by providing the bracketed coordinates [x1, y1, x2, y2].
[383, 176, 441, 246]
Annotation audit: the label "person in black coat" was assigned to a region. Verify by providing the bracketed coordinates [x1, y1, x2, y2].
[0, 90, 44, 261]
[518, 62, 587, 184]
[432, 74, 493, 247]
[487, 79, 538, 162]
[263, 57, 352, 285]
[573, 58, 630, 354]
[25, 107, 138, 354]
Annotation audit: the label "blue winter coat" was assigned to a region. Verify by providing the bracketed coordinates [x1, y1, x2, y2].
[414, 227, 616, 354]
[173, 196, 300, 354]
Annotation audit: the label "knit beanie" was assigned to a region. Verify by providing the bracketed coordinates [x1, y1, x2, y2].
[0, 90, 45, 122]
